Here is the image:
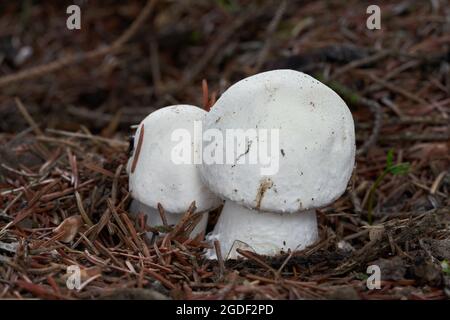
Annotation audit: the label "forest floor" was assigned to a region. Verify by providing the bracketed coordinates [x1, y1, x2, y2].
[0, 0, 449, 299]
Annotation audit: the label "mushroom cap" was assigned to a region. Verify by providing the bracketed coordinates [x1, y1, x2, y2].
[128, 105, 221, 214]
[199, 69, 355, 213]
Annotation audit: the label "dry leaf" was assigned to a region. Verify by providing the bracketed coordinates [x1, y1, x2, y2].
[53, 215, 83, 243]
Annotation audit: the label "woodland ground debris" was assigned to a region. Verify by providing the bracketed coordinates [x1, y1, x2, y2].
[0, 0, 449, 299]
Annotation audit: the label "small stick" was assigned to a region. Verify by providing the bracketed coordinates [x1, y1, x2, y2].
[83, 162, 115, 178]
[276, 250, 295, 275]
[46, 276, 62, 297]
[131, 124, 144, 173]
[214, 240, 225, 279]
[111, 164, 123, 205]
[169, 201, 197, 238]
[14, 97, 44, 136]
[210, 91, 217, 107]
[45, 128, 128, 147]
[368, 73, 428, 105]
[157, 203, 168, 227]
[75, 191, 94, 227]
[67, 148, 78, 188]
[202, 79, 209, 111]
[430, 171, 447, 194]
[77, 274, 102, 291]
[2, 192, 23, 215]
[331, 50, 391, 80]
[143, 268, 176, 289]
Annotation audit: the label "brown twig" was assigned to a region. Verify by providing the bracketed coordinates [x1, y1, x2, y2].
[14, 98, 44, 136]
[214, 240, 225, 279]
[157, 203, 169, 227]
[131, 124, 144, 173]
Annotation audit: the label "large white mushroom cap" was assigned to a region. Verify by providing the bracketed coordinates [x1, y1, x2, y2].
[128, 105, 221, 214]
[199, 69, 355, 213]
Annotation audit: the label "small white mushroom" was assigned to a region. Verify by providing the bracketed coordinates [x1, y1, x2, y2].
[127, 105, 221, 237]
[200, 69, 356, 259]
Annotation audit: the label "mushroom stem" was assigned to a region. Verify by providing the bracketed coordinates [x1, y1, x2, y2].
[205, 201, 318, 259]
[129, 199, 209, 237]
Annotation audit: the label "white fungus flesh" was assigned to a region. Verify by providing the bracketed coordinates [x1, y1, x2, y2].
[206, 201, 318, 259]
[128, 105, 221, 237]
[200, 69, 356, 258]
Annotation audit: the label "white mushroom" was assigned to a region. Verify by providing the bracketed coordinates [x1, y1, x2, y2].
[200, 69, 355, 259]
[127, 105, 221, 237]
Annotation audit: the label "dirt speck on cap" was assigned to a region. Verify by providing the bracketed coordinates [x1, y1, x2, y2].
[255, 177, 273, 210]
